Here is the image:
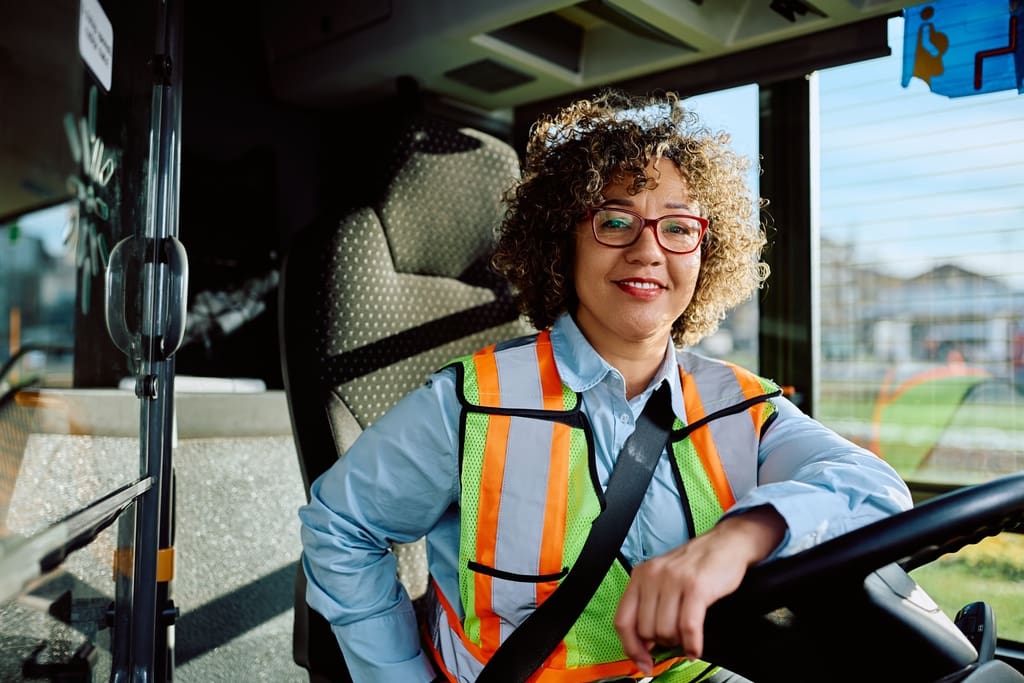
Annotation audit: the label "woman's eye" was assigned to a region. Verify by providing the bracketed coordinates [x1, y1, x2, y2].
[604, 219, 631, 230]
[663, 219, 696, 235]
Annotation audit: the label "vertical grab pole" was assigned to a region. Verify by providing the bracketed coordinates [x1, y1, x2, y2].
[127, 0, 186, 680]
[154, 4, 185, 679]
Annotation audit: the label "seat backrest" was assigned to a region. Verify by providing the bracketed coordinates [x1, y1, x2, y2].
[279, 116, 531, 603]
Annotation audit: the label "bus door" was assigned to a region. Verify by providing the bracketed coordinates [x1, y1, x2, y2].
[0, 0, 185, 680]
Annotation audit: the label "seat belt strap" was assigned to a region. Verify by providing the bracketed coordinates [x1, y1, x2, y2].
[476, 381, 676, 682]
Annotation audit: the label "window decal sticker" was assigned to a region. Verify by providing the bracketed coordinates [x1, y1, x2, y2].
[902, 0, 1024, 97]
[63, 85, 119, 314]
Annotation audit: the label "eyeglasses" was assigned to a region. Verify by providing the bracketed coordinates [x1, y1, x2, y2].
[587, 207, 708, 254]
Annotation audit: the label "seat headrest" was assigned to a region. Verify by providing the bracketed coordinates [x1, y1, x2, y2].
[377, 122, 520, 278]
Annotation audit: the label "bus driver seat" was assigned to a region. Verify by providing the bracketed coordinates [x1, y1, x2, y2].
[278, 114, 531, 681]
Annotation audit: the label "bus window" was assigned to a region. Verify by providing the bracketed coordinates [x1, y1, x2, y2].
[684, 84, 761, 372]
[816, 15, 1024, 643]
[0, 202, 76, 386]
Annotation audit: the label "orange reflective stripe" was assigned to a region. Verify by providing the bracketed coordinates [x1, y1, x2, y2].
[681, 371, 735, 510]
[536, 327, 569, 665]
[747, 401, 768, 435]
[538, 420, 571, 669]
[725, 360, 773, 433]
[726, 359, 769, 399]
[536, 331, 565, 410]
[538, 421, 569, 581]
[476, 413, 510, 653]
[474, 344, 501, 407]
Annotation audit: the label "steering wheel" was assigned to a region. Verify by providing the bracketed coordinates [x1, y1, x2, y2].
[698, 472, 1024, 683]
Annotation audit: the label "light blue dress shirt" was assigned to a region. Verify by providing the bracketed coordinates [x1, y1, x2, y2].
[299, 314, 913, 682]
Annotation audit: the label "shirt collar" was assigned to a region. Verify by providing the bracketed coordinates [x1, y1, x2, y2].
[549, 313, 684, 416]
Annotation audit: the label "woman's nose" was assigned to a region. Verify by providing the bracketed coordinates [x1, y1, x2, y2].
[625, 223, 666, 261]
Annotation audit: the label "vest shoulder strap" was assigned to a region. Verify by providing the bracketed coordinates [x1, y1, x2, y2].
[445, 330, 579, 413]
[676, 349, 781, 407]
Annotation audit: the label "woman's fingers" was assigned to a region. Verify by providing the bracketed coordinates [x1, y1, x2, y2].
[614, 582, 655, 674]
[675, 590, 707, 659]
[615, 509, 786, 672]
[615, 558, 705, 672]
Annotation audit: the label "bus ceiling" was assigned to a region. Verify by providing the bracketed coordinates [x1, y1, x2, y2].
[256, 0, 919, 115]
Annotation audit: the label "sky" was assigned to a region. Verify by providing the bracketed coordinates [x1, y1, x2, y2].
[687, 14, 1024, 289]
[818, 15, 1024, 288]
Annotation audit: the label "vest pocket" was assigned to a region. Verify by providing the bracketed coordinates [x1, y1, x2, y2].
[466, 560, 568, 583]
[466, 560, 568, 631]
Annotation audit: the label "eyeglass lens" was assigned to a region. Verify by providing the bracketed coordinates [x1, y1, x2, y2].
[592, 209, 703, 253]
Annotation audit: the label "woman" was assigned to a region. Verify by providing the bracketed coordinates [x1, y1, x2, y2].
[299, 89, 912, 682]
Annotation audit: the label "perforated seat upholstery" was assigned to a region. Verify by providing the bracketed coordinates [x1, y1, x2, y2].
[279, 118, 531, 680]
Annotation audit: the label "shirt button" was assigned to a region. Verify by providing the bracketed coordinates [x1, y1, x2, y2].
[619, 414, 629, 424]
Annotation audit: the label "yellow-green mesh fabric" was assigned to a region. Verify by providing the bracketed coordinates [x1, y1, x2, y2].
[755, 375, 780, 395]
[671, 425, 725, 536]
[560, 381, 578, 409]
[459, 410, 488, 643]
[655, 661, 721, 682]
[454, 357, 478, 404]
[751, 375, 781, 425]
[563, 563, 632, 665]
[560, 427, 633, 665]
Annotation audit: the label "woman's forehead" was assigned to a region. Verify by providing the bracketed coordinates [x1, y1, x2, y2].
[604, 160, 688, 193]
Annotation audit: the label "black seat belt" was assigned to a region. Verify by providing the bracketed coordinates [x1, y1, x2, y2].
[476, 381, 676, 683]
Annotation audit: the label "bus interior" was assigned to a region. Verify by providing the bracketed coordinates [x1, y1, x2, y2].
[2, 0, 1024, 681]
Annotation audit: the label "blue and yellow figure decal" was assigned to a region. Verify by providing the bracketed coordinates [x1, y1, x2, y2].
[902, 0, 1024, 97]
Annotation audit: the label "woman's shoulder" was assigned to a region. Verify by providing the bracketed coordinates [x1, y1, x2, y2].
[442, 330, 543, 370]
[674, 348, 781, 392]
[674, 347, 748, 373]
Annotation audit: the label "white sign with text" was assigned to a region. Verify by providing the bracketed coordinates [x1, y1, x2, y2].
[79, 0, 113, 91]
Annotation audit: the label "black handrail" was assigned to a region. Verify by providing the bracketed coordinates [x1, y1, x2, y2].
[0, 344, 73, 386]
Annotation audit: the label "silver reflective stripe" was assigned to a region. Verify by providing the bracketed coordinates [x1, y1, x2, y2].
[493, 340, 544, 407]
[426, 586, 485, 682]
[493, 415, 556, 638]
[686, 355, 759, 500]
[491, 341, 558, 640]
[685, 355, 747, 412]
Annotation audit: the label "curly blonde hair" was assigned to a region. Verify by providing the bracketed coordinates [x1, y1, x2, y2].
[492, 89, 769, 347]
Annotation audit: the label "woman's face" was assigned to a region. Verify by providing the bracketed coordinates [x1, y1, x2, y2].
[573, 160, 702, 354]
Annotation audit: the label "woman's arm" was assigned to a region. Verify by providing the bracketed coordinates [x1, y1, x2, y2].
[614, 395, 912, 672]
[299, 370, 462, 682]
[732, 396, 913, 558]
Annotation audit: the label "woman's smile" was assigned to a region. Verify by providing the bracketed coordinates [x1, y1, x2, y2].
[614, 278, 666, 298]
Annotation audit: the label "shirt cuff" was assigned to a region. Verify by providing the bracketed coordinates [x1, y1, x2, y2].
[727, 483, 838, 559]
[331, 606, 437, 683]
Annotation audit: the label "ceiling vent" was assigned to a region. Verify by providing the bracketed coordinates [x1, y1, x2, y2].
[443, 58, 536, 94]
[487, 12, 584, 73]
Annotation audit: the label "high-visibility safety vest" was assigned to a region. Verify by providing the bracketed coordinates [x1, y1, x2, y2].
[422, 330, 782, 682]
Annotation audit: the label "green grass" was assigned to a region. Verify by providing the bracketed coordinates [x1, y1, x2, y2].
[818, 381, 1024, 481]
[818, 382, 1024, 433]
[909, 535, 1024, 642]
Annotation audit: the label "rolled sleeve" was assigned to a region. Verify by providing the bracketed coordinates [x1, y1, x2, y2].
[728, 396, 913, 558]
